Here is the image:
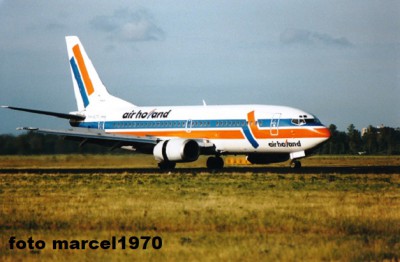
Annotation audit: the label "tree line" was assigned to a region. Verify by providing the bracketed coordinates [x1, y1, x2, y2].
[316, 124, 400, 155]
[0, 132, 113, 155]
[0, 124, 400, 155]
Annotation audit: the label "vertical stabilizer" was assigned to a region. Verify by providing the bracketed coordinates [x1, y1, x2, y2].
[66, 36, 134, 111]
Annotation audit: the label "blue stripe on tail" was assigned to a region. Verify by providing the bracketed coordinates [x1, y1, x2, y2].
[70, 57, 89, 108]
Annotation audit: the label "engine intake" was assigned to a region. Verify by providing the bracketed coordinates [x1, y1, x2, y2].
[153, 139, 200, 163]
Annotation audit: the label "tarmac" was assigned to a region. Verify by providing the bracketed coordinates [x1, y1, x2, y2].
[0, 166, 399, 174]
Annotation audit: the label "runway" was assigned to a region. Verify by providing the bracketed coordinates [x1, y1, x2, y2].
[0, 165, 399, 174]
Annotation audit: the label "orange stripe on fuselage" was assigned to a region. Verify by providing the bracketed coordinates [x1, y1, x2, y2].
[248, 111, 263, 138]
[277, 128, 331, 139]
[72, 44, 94, 96]
[116, 130, 245, 139]
[247, 111, 330, 139]
[114, 127, 330, 140]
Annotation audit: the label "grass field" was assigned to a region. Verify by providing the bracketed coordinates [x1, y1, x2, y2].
[0, 155, 399, 261]
[0, 154, 399, 168]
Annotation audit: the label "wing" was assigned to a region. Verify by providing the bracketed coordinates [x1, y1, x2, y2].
[19, 127, 158, 153]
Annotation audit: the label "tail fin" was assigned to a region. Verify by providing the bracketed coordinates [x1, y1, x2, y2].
[66, 36, 134, 111]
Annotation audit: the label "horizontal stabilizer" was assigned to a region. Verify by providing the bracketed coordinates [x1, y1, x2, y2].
[2, 106, 85, 121]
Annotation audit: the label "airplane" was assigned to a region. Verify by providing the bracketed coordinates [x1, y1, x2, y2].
[2, 36, 331, 170]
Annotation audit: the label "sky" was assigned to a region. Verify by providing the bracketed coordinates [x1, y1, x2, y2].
[1, 0, 399, 134]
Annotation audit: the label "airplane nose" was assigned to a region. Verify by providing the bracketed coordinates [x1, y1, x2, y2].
[321, 126, 331, 141]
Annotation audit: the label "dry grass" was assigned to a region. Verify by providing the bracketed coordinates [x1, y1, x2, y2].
[0, 154, 399, 169]
[0, 167, 399, 261]
[0, 154, 158, 168]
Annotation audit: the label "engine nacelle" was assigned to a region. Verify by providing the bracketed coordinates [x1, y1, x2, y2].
[153, 139, 200, 163]
[246, 153, 289, 164]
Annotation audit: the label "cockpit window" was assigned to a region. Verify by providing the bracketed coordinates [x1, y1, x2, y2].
[291, 115, 321, 126]
[291, 115, 306, 126]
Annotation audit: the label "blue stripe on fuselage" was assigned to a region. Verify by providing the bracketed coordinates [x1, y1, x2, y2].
[75, 119, 326, 130]
[241, 125, 259, 148]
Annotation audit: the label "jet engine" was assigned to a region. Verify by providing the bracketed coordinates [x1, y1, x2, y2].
[246, 153, 289, 164]
[153, 139, 200, 163]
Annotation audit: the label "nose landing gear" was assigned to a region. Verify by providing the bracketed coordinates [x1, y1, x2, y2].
[290, 160, 302, 169]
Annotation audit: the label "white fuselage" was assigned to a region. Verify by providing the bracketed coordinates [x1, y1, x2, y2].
[74, 104, 330, 155]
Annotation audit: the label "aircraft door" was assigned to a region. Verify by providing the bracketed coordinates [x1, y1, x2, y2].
[270, 113, 280, 136]
[185, 119, 192, 133]
[98, 115, 106, 130]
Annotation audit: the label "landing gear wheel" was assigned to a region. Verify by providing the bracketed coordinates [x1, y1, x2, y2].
[158, 161, 176, 170]
[290, 160, 302, 169]
[206, 156, 224, 170]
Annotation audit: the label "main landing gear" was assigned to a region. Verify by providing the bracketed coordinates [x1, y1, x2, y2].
[206, 156, 224, 170]
[158, 161, 176, 170]
[290, 160, 302, 169]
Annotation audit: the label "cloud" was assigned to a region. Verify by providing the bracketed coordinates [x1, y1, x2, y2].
[45, 22, 67, 31]
[280, 28, 353, 47]
[90, 8, 165, 42]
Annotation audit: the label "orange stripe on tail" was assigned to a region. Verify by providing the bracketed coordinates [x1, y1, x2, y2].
[72, 44, 94, 96]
